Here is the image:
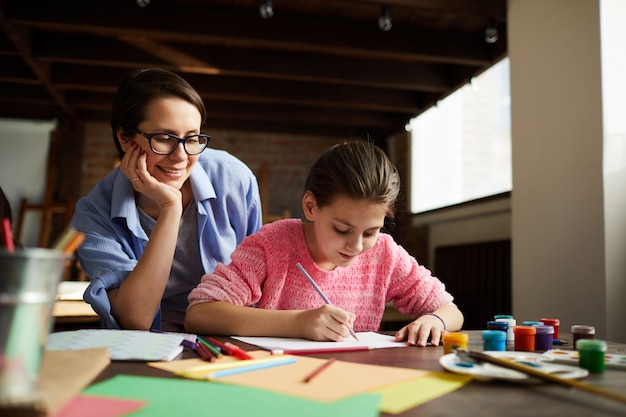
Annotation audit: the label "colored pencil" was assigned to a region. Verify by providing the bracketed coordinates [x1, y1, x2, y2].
[176, 355, 295, 377]
[202, 356, 297, 380]
[296, 262, 359, 342]
[303, 357, 336, 383]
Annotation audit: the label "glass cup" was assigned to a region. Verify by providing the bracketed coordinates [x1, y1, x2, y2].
[0, 248, 67, 401]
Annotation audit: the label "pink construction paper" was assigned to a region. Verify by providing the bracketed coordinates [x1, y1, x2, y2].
[53, 394, 144, 417]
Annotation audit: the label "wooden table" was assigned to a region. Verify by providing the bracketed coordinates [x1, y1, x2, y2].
[93, 331, 626, 416]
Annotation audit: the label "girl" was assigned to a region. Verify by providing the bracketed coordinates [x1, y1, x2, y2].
[185, 141, 463, 346]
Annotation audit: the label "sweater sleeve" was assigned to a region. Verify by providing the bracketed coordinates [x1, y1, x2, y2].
[187, 233, 268, 307]
[383, 237, 454, 317]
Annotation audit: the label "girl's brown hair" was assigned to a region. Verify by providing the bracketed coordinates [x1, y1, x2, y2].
[304, 140, 400, 218]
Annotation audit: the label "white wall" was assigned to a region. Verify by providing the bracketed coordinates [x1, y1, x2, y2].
[509, 0, 626, 342]
[601, 0, 626, 343]
[0, 118, 56, 247]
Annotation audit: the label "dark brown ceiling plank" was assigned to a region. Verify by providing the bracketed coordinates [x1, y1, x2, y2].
[75, 107, 393, 140]
[58, 67, 424, 114]
[0, 14, 75, 118]
[351, 0, 506, 20]
[33, 31, 454, 93]
[5, 1, 494, 66]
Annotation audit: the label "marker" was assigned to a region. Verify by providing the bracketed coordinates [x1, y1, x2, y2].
[553, 339, 568, 345]
[197, 336, 222, 358]
[2, 217, 15, 253]
[195, 342, 217, 362]
[208, 338, 254, 360]
[296, 262, 359, 342]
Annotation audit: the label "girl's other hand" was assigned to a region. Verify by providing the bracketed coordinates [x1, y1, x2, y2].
[395, 315, 445, 347]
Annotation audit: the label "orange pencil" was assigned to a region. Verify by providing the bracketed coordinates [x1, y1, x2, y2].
[62, 231, 85, 256]
[303, 357, 336, 383]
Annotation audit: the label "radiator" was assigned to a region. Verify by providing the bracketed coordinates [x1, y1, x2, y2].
[434, 240, 511, 330]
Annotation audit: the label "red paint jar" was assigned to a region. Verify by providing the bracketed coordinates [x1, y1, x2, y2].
[514, 326, 536, 352]
[539, 318, 560, 339]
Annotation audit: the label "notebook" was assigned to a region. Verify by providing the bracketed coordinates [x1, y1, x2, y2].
[46, 329, 195, 361]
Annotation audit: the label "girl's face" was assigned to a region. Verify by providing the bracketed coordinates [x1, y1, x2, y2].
[303, 191, 388, 271]
[121, 97, 202, 191]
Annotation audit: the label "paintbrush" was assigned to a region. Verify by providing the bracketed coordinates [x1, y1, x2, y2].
[456, 348, 626, 405]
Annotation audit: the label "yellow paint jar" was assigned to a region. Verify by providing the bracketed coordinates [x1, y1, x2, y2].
[442, 332, 469, 354]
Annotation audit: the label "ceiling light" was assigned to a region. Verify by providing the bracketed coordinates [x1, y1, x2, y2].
[259, 0, 274, 19]
[378, 6, 392, 32]
[485, 21, 499, 44]
[136, 0, 150, 7]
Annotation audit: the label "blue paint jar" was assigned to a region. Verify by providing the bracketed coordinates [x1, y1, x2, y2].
[482, 330, 507, 351]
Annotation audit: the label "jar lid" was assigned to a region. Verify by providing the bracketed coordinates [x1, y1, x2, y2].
[482, 330, 507, 341]
[540, 317, 560, 325]
[494, 314, 513, 320]
[522, 321, 544, 326]
[576, 339, 607, 351]
[487, 320, 508, 330]
[533, 325, 554, 334]
[571, 325, 595, 334]
[513, 325, 537, 335]
[443, 332, 469, 343]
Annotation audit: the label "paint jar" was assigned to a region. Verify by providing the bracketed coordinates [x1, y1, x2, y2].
[487, 320, 508, 333]
[513, 326, 536, 352]
[571, 325, 595, 347]
[496, 317, 516, 344]
[522, 321, 544, 326]
[482, 330, 507, 351]
[577, 339, 607, 373]
[539, 318, 560, 340]
[533, 325, 554, 351]
[442, 332, 469, 354]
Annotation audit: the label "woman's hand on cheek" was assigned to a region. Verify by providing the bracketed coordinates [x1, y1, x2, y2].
[122, 144, 181, 208]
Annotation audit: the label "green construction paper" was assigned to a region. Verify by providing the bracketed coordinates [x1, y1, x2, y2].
[83, 375, 381, 417]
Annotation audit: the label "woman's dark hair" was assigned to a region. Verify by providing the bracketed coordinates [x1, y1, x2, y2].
[110, 68, 207, 159]
[304, 141, 400, 218]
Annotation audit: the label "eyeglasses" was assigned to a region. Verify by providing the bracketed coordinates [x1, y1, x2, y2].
[128, 128, 210, 155]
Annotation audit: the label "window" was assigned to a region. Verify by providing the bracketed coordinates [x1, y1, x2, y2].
[410, 58, 511, 213]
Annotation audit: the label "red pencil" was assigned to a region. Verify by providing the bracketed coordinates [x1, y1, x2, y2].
[271, 346, 374, 355]
[303, 357, 336, 383]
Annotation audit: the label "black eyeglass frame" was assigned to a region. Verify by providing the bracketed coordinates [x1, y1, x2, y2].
[128, 127, 211, 155]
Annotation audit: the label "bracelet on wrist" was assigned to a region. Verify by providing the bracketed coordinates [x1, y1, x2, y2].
[424, 313, 446, 331]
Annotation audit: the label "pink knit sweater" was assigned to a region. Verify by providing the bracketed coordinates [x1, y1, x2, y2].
[188, 219, 454, 331]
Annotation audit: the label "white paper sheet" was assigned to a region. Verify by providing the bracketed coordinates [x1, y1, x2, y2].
[232, 331, 407, 352]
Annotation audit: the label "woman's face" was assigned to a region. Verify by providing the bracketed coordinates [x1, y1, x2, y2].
[122, 97, 203, 191]
[303, 192, 387, 271]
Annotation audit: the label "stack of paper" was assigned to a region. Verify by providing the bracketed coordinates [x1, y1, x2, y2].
[46, 330, 195, 361]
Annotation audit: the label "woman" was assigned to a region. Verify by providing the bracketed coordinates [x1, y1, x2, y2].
[71, 68, 262, 331]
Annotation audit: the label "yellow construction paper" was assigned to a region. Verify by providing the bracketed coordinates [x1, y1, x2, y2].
[373, 371, 472, 414]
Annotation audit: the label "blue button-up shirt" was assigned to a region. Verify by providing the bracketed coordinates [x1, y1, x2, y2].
[70, 149, 262, 328]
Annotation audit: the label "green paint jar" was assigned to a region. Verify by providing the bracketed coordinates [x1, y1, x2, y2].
[577, 339, 607, 373]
